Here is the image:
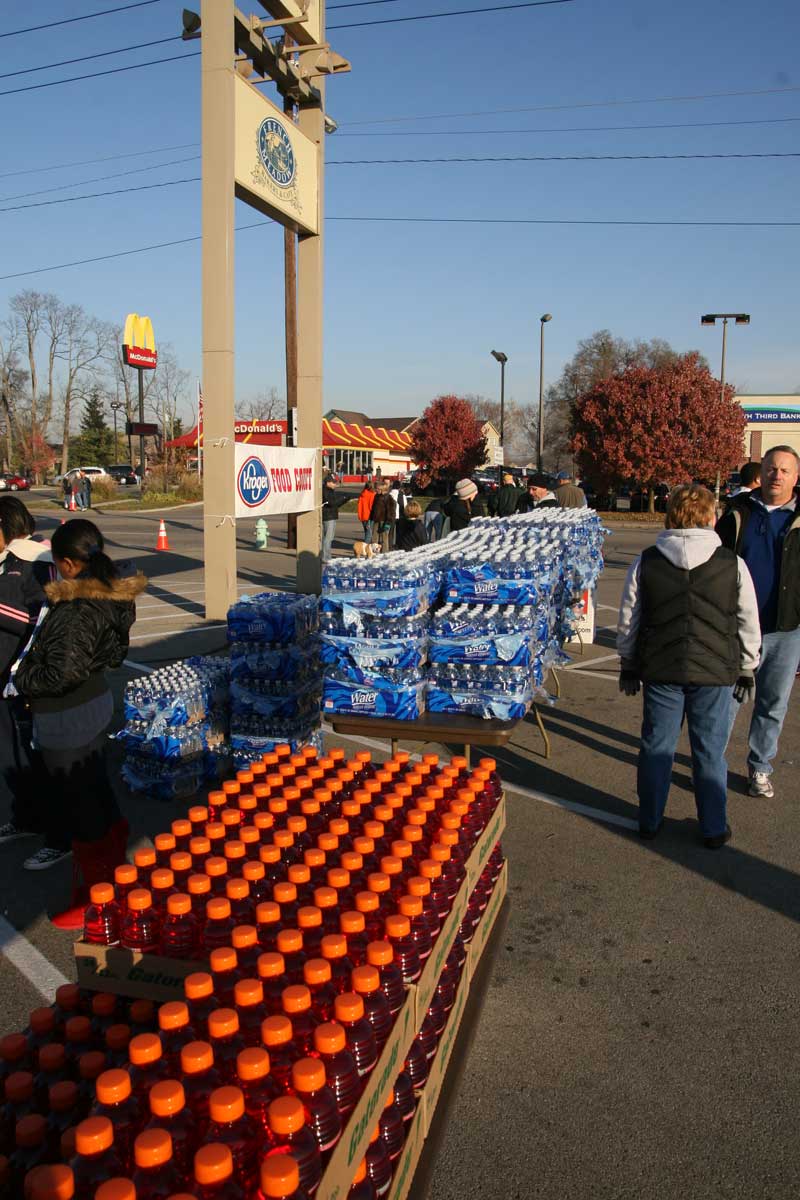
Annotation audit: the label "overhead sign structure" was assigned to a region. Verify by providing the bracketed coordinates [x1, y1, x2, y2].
[742, 406, 800, 423]
[234, 443, 317, 517]
[234, 75, 319, 235]
[122, 313, 158, 369]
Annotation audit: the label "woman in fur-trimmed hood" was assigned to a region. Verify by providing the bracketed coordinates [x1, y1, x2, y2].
[7, 519, 146, 917]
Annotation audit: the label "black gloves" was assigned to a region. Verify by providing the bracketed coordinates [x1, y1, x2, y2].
[733, 676, 754, 704]
[619, 670, 640, 697]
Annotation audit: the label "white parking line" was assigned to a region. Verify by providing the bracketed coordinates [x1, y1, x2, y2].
[563, 652, 619, 671]
[0, 916, 70, 1000]
[123, 659, 154, 673]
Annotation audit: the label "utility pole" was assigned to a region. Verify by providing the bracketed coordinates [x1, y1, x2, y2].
[537, 313, 552, 473]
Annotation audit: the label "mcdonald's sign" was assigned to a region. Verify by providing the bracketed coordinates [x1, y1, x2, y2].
[122, 313, 157, 369]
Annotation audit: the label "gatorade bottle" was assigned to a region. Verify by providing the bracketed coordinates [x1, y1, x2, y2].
[203, 898, 236, 954]
[397, 895, 432, 961]
[120, 889, 161, 952]
[296, 908, 324, 959]
[265, 1097, 321, 1196]
[90, 992, 120, 1041]
[255, 902, 282, 953]
[281, 988, 318, 1057]
[319, 936, 353, 995]
[339, 911, 368, 968]
[27, 1163, 76, 1200]
[150, 868, 178, 914]
[417, 858, 448, 922]
[134, 847, 157, 874]
[276, 930, 306, 985]
[311, 1023, 360, 1120]
[1, 1073, 36, 1155]
[146, 1081, 197, 1179]
[234, 980, 267, 1047]
[180, 1042, 222, 1138]
[259, 1018, 298, 1093]
[273, 882, 299, 927]
[407, 874, 441, 942]
[416, 1005, 441, 1061]
[403, 1037, 429, 1093]
[34, 1046, 70, 1114]
[302, 960, 336, 1023]
[160, 893, 199, 959]
[340, 849, 365, 888]
[225, 878, 252, 927]
[207, 1011, 246, 1084]
[286, 815, 311, 855]
[128, 1033, 170, 1101]
[132, 1128, 183, 1198]
[158, 1002, 197, 1070]
[105, 1025, 132, 1070]
[257, 1153, 309, 1200]
[155, 832, 177, 868]
[95, 1181, 136, 1200]
[63, 1018, 93, 1073]
[383, 916, 421, 985]
[240, 829, 264, 866]
[354, 892, 383, 944]
[378, 1093, 404, 1162]
[434, 959, 460, 1014]
[204, 857, 229, 899]
[83, 883, 121, 946]
[259, 845, 284, 889]
[313, 888, 340, 936]
[25, 1008, 57, 1069]
[241, 861, 270, 904]
[189, 836, 212, 868]
[188, 873, 213, 922]
[257, 954, 288, 1015]
[9, 1115, 48, 1193]
[364, 1126, 392, 1198]
[129, 997, 156, 1037]
[206, 822, 227, 853]
[51, 986, 83, 1038]
[378, 857, 405, 904]
[236, 1048, 280, 1137]
[272, 830, 296, 870]
[352, 837, 378, 877]
[223, 842, 247, 881]
[172, 817, 193, 852]
[289, 1058, 341, 1157]
[184, 974, 220, 1039]
[332, 995, 377, 1079]
[76, 1052, 107, 1120]
[446, 933, 467, 975]
[92, 1069, 142, 1172]
[231, 926, 261, 976]
[350, 966, 393, 1051]
[347, 1158, 376, 1200]
[70, 1116, 123, 1193]
[391, 1072, 416, 1124]
[205, 1087, 259, 1190]
[193, 1142, 245, 1199]
[365, 873, 393, 924]
[210, 948, 243, 1009]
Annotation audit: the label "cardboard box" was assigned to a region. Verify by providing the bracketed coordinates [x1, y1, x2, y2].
[73, 943, 200, 1003]
[316, 987, 418, 1200]
[420, 958, 471, 1134]
[466, 794, 506, 891]
[386, 1095, 427, 1200]
[467, 860, 509, 983]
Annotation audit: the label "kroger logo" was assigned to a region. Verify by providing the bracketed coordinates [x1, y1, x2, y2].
[237, 456, 271, 507]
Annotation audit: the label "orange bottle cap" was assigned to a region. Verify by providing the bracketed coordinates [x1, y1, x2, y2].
[38, 1044, 66, 1071]
[223, 781, 241, 797]
[28, 1164, 75, 1199]
[291, 1057, 326, 1093]
[194, 1143, 234, 1185]
[134, 848, 156, 869]
[407, 875, 431, 897]
[451, 755, 467, 769]
[173, 817, 193, 837]
[273, 831, 294, 852]
[260, 844, 281, 865]
[426, 786, 444, 801]
[277, 928, 303, 954]
[385, 914, 411, 939]
[15, 1113, 46, 1148]
[441, 813, 461, 831]
[314, 1021, 346, 1055]
[91, 992, 117, 1017]
[274, 881, 297, 905]
[209, 1085, 245, 1122]
[130, 1000, 152, 1023]
[352, 791, 371, 808]
[155, 832, 176, 852]
[234, 979, 264, 1008]
[353, 1158, 368, 1184]
[304, 847, 326, 869]
[321, 933, 347, 960]
[211, 947, 238, 975]
[340, 851, 363, 874]
[226, 878, 249, 901]
[314, 886, 338, 911]
[126, 887, 152, 911]
[208, 1009, 239, 1039]
[297, 905, 322, 929]
[236, 1047, 270, 1082]
[479, 756, 496, 771]
[224, 840, 245, 860]
[303, 958, 332, 986]
[159, 1001, 190, 1031]
[4, 1072, 33, 1102]
[240, 824, 259, 843]
[317, 833, 338, 853]
[373, 806, 393, 825]
[256, 900, 281, 924]
[105, 1024, 131, 1053]
[286, 815, 305, 835]
[367, 872, 389, 895]
[181, 1041, 214, 1074]
[78, 1051, 106, 1082]
[355, 890, 379, 914]
[48, 1080, 78, 1112]
[89, 882, 114, 905]
[282, 984, 311, 1014]
[430, 843, 451, 863]
[438, 829, 459, 848]
[74, 1115, 113, 1154]
[188, 806, 209, 824]
[288, 863, 311, 885]
[166, 892, 192, 916]
[380, 855, 402, 877]
[261, 1015, 292, 1047]
[340, 910, 365, 934]
[184, 971, 214, 1000]
[150, 868, 175, 891]
[170, 851, 193, 873]
[352, 965, 380, 994]
[391, 840, 413, 860]
[399, 894, 423, 918]
[242, 859, 265, 881]
[341, 801, 361, 819]
[189, 837, 211, 858]
[129, 1033, 162, 1065]
[327, 867, 350, 890]
[260, 1153, 301, 1199]
[89, 1068, 130, 1106]
[204, 856, 228, 879]
[363, 822, 384, 841]
[29, 1007, 56, 1035]
[114, 863, 138, 885]
[268, 1095, 305, 1135]
[238, 769, 256, 783]
[149, 1080, 186, 1118]
[419, 859, 442, 880]
[334, 992, 365, 1023]
[257, 952, 286, 980]
[65, 1016, 91, 1043]
[232, 924, 258, 948]
[406, 810, 427, 827]
[206, 897, 231, 921]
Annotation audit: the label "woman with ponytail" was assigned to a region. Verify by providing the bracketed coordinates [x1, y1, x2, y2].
[10, 519, 147, 922]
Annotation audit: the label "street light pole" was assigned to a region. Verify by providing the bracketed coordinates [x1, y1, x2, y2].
[110, 397, 122, 463]
[538, 314, 552, 474]
[490, 350, 508, 453]
[700, 311, 750, 502]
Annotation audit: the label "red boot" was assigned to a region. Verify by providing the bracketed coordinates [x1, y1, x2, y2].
[51, 818, 131, 930]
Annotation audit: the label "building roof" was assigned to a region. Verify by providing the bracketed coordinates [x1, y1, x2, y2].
[324, 409, 418, 434]
[323, 416, 414, 452]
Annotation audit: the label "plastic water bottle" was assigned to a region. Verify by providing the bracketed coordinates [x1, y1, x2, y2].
[289, 1057, 341, 1156]
[83, 883, 121, 946]
[145, 1081, 197, 1180]
[193, 1142, 245, 1198]
[332, 994, 377, 1079]
[311, 1024, 361, 1120]
[206, 1086, 259, 1191]
[120, 889, 160, 953]
[265, 1096, 321, 1196]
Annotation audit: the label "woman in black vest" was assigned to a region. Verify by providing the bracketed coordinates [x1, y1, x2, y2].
[616, 485, 761, 848]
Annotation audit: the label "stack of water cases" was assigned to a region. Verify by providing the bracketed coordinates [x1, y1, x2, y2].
[119, 657, 231, 800]
[57, 745, 507, 1200]
[320, 562, 439, 721]
[228, 593, 323, 766]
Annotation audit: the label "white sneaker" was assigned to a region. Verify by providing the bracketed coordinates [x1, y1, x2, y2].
[23, 846, 72, 871]
[0, 822, 36, 845]
[748, 771, 774, 798]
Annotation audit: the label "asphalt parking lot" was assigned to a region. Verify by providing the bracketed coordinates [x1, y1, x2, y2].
[1, 502, 798, 1198]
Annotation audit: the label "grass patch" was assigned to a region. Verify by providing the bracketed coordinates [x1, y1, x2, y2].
[94, 494, 200, 513]
[600, 510, 664, 523]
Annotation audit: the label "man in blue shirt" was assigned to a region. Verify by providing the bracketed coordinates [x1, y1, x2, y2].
[717, 445, 800, 797]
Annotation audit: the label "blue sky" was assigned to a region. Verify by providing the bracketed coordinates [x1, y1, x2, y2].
[0, 0, 798, 424]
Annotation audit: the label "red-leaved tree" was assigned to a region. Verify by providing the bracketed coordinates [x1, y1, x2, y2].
[411, 395, 488, 479]
[571, 352, 746, 506]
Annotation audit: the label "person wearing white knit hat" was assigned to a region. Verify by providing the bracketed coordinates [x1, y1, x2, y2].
[443, 478, 478, 533]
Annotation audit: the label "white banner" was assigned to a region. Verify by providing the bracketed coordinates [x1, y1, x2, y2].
[234, 445, 317, 518]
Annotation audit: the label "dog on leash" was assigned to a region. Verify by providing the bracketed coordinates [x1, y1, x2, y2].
[353, 540, 382, 559]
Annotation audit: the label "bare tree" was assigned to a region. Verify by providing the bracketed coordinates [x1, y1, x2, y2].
[57, 306, 107, 475]
[10, 290, 43, 438]
[465, 393, 528, 461]
[0, 322, 27, 472]
[235, 386, 282, 423]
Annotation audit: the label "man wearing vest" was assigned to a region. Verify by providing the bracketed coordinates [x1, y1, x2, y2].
[617, 484, 760, 847]
[716, 445, 800, 797]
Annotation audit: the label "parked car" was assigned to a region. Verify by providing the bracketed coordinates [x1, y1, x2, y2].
[64, 466, 108, 482]
[630, 483, 670, 513]
[108, 464, 138, 485]
[0, 474, 30, 491]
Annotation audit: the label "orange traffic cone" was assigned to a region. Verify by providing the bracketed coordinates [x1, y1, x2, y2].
[156, 518, 170, 551]
[68, 491, 77, 512]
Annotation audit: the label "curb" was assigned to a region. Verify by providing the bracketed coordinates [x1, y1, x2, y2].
[93, 501, 204, 515]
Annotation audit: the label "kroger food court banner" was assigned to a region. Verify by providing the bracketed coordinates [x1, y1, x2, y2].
[234, 445, 317, 518]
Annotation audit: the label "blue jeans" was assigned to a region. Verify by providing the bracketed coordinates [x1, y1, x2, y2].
[322, 520, 336, 562]
[362, 520, 373, 543]
[729, 627, 800, 775]
[637, 683, 730, 838]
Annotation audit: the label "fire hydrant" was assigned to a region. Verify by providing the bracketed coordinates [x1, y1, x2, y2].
[255, 518, 269, 550]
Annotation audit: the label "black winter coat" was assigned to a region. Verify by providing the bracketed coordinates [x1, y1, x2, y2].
[491, 484, 520, 517]
[322, 487, 349, 523]
[443, 496, 472, 532]
[395, 517, 427, 551]
[16, 572, 147, 711]
[370, 493, 396, 528]
[0, 544, 52, 683]
[716, 491, 800, 632]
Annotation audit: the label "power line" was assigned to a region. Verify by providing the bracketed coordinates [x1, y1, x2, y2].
[329, 0, 401, 7]
[0, 0, 164, 39]
[329, 0, 573, 29]
[2, 212, 798, 280]
[0, 51, 199, 98]
[0, 177, 200, 214]
[328, 152, 800, 164]
[0, 143, 199, 182]
[0, 156, 200, 204]
[0, 35, 180, 81]
[338, 115, 800, 137]
[342, 85, 800, 125]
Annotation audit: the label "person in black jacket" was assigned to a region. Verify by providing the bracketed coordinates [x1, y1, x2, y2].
[370, 482, 397, 553]
[6, 520, 146, 921]
[444, 479, 478, 532]
[321, 475, 349, 562]
[516, 473, 559, 513]
[489, 473, 520, 517]
[395, 500, 427, 552]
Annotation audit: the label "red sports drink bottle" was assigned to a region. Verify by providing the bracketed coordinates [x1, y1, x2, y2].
[364, 1126, 392, 1198]
[180, 1041, 222, 1138]
[9, 1115, 49, 1193]
[236, 1047, 281, 1137]
[281, 988, 318, 1057]
[332, 994, 377, 1079]
[172, 817, 193, 852]
[383, 916, 421, 984]
[403, 1036, 429, 1093]
[204, 856, 229, 898]
[354, 892, 383, 944]
[193, 1142, 245, 1198]
[27, 1163, 77, 1200]
[297, 907, 324, 958]
[132, 1127, 183, 1198]
[149, 868, 178, 913]
[255, 902, 282, 953]
[234, 979, 267, 1047]
[257, 954, 288, 1015]
[259, 845, 284, 889]
[26, 1007, 57, 1068]
[347, 1157, 376, 1200]
[350, 966, 393, 1052]
[231, 925, 262, 976]
[155, 832, 177, 868]
[69, 1116, 123, 1193]
[378, 1092, 405, 1162]
[259, 1017, 299, 1093]
[226, 877, 253, 927]
[168, 851, 193, 892]
[44, 1080, 80, 1160]
[188, 872, 213, 921]
[76, 1051, 107, 1120]
[391, 1071, 416, 1124]
[160, 893, 199, 959]
[184, 973, 220, 1038]
[210, 947, 243, 1009]
[128, 1033, 170, 1100]
[120, 889, 160, 952]
[406, 874, 441, 942]
[276, 930, 306, 984]
[34, 1046, 70, 1113]
[319, 935, 353, 995]
[290, 1058, 341, 1157]
[265, 1096, 321, 1196]
[364, 942, 405, 1018]
[145, 1080, 197, 1179]
[206, 1086, 259, 1191]
[83, 883, 121, 946]
[339, 911, 368, 967]
[158, 1001, 196, 1070]
[257, 1153, 310, 1200]
[207, 1010, 246, 1084]
[302, 960, 336, 1023]
[203, 898, 236, 953]
[311, 1024, 361, 1121]
[63, 1018, 93, 1072]
[90, 991, 120, 1041]
[396, 895, 432, 961]
[241, 860, 270, 904]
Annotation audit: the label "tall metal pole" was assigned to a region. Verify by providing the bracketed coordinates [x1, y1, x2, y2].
[285, 81, 299, 551]
[137, 368, 145, 481]
[715, 317, 728, 504]
[499, 358, 505, 448]
[537, 320, 546, 473]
